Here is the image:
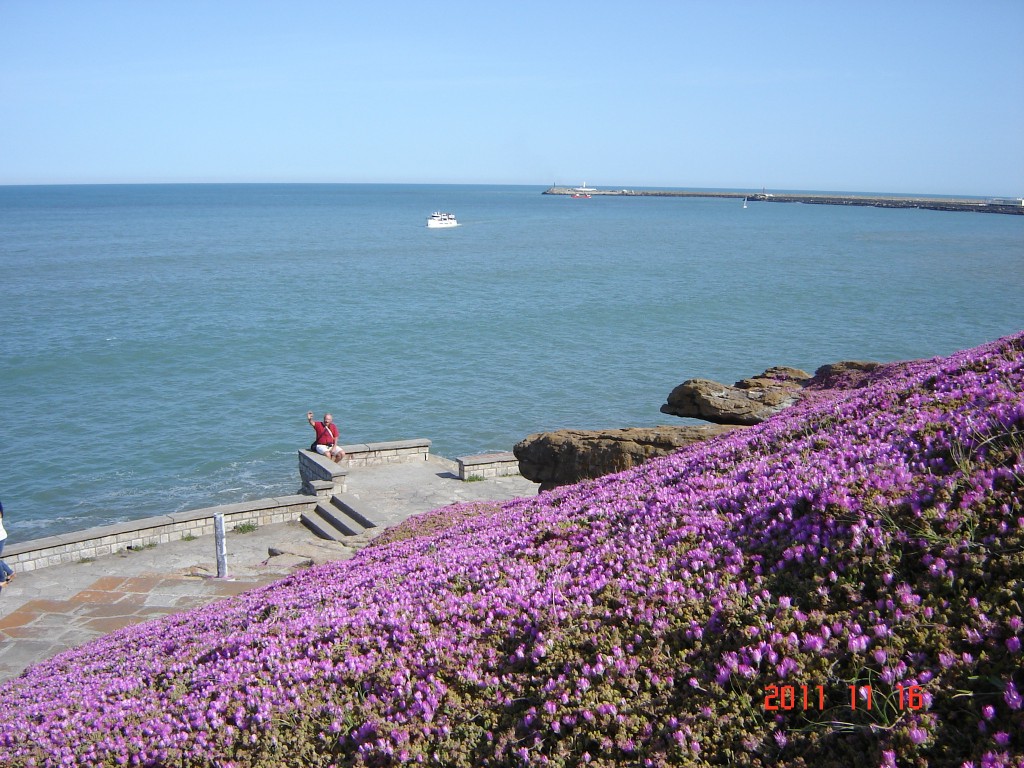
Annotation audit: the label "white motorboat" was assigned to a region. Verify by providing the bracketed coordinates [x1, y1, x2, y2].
[427, 211, 459, 228]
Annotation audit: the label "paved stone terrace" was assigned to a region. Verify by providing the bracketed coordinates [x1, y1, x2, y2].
[0, 573, 280, 679]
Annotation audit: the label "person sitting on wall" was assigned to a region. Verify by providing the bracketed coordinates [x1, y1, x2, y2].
[307, 411, 347, 464]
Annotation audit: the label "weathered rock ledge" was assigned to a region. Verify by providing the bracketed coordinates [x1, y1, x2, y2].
[513, 425, 738, 492]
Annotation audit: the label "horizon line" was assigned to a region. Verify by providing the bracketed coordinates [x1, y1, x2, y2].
[1, 180, 1018, 200]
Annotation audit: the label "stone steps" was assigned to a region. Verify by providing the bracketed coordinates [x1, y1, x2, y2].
[300, 494, 380, 542]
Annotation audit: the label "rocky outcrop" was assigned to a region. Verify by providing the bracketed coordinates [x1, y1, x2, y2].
[660, 366, 812, 425]
[514, 425, 738, 491]
[516, 360, 882, 491]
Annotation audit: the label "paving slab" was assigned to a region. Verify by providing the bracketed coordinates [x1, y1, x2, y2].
[0, 456, 537, 683]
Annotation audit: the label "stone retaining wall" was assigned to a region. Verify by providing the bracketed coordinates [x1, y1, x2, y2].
[457, 451, 521, 480]
[3, 495, 316, 574]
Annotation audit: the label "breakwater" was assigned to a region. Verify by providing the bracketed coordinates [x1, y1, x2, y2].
[543, 186, 1024, 215]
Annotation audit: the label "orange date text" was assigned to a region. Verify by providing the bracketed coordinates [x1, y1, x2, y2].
[762, 684, 925, 712]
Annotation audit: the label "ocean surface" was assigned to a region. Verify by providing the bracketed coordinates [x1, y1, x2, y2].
[1, 184, 1022, 542]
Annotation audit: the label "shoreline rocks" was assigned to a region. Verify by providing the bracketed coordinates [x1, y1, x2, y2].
[516, 359, 883, 490]
[659, 366, 812, 425]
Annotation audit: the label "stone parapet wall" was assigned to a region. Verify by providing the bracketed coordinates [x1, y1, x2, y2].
[340, 438, 431, 467]
[4, 495, 316, 574]
[298, 450, 348, 496]
[457, 452, 520, 480]
[7, 438, 467, 575]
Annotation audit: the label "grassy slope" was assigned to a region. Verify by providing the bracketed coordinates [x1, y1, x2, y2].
[1, 334, 1022, 767]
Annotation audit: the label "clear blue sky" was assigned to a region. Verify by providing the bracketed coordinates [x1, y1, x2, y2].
[2, 1, 1022, 196]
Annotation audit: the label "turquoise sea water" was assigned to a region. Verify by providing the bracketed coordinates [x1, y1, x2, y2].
[1, 184, 1022, 541]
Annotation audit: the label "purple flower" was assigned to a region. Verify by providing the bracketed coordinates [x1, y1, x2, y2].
[1004, 681, 1022, 710]
[847, 634, 870, 653]
[908, 727, 929, 745]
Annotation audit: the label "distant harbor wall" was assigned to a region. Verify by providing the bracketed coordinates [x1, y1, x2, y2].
[543, 187, 1024, 215]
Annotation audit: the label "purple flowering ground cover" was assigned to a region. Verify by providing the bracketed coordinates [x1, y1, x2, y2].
[2, 335, 1023, 767]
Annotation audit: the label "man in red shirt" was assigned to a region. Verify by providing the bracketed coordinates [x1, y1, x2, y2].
[306, 411, 347, 464]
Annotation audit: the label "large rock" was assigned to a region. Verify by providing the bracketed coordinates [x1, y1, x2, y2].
[514, 425, 738, 491]
[660, 366, 812, 425]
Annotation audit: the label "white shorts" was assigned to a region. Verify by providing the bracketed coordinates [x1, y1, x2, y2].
[315, 444, 336, 455]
